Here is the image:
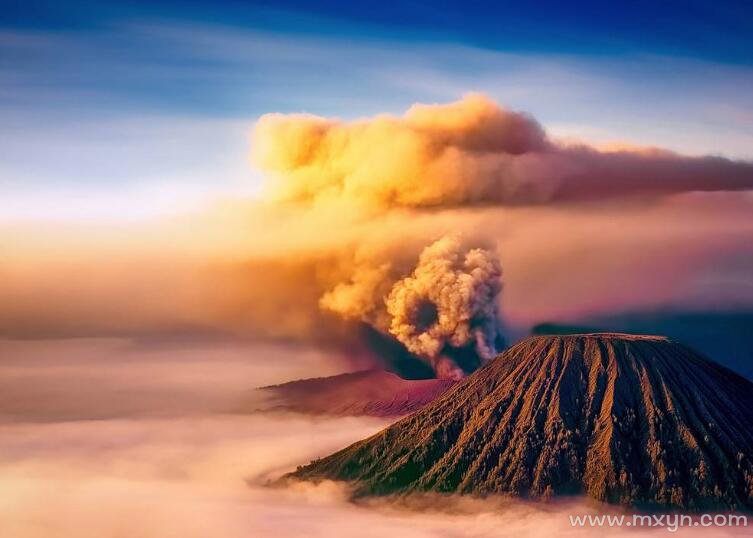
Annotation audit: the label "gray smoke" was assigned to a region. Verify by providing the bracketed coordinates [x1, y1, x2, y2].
[320, 235, 504, 378]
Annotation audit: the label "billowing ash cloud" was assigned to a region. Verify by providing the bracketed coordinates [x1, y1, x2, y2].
[249, 94, 753, 378]
[253, 94, 753, 209]
[5, 95, 753, 384]
[321, 236, 504, 379]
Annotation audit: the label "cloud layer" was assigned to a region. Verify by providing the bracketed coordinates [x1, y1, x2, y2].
[0, 344, 745, 538]
[2, 95, 753, 380]
[254, 94, 753, 209]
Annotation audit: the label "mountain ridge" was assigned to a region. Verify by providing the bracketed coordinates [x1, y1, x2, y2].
[256, 369, 455, 417]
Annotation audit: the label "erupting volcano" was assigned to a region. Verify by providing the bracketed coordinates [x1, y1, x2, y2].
[320, 235, 505, 379]
[289, 334, 753, 511]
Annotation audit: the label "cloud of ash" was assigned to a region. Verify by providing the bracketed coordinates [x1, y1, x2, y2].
[254, 93, 753, 210]
[2, 95, 753, 381]
[322, 235, 503, 378]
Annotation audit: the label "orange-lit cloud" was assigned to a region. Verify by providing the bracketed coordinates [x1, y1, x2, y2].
[2, 96, 752, 379]
[321, 235, 504, 378]
[254, 94, 753, 210]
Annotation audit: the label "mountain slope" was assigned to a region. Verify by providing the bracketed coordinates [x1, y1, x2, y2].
[288, 334, 753, 510]
[257, 370, 455, 417]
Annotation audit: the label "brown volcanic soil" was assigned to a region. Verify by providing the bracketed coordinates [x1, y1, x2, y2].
[258, 370, 455, 417]
[288, 334, 753, 510]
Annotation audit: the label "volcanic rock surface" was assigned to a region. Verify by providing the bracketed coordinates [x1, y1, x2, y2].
[289, 334, 753, 510]
[257, 370, 455, 417]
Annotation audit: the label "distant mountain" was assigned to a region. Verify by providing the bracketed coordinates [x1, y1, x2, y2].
[532, 310, 753, 379]
[288, 334, 753, 510]
[257, 370, 455, 417]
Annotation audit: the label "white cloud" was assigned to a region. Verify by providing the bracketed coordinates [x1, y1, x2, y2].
[0, 339, 746, 537]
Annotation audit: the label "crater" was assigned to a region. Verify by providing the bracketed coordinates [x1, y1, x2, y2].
[412, 300, 439, 332]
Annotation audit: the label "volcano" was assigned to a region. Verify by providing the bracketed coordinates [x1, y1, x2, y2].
[256, 370, 455, 417]
[288, 334, 753, 510]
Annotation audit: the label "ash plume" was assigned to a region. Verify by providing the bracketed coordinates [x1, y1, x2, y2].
[320, 235, 504, 379]
[254, 93, 753, 210]
[5, 95, 753, 385]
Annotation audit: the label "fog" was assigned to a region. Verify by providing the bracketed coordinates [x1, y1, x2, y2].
[0, 338, 748, 537]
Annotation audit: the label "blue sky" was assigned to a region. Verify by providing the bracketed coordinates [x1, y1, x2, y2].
[2, 0, 753, 220]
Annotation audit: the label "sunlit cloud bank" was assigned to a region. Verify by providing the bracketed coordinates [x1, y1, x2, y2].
[0, 338, 354, 422]
[255, 94, 753, 209]
[0, 412, 381, 538]
[0, 411, 747, 538]
[2, 95, 752, 377]
[0, 340, 749, 537]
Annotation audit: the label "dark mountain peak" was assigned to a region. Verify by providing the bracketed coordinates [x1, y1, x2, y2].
[288, 334, 753, 511]
[255, 369, 455, 417]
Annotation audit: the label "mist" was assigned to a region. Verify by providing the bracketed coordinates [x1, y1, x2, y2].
[1, 339, 747, 537]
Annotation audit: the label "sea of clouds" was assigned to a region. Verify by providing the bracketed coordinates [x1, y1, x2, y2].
[0, 338, 748, 537]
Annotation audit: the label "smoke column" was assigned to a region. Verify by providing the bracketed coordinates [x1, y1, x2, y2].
[321, 236, 504, 379]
